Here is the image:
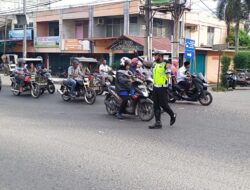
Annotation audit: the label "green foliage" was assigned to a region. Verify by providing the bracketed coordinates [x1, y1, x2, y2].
[220, 56, 231, 87]
[227, 27, 250, 46]
[111, 61, 120, 70]
[234, 52, 250, 69]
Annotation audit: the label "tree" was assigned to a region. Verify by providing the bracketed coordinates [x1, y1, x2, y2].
[227, 27, 250, 47]
[216, 0, 250, 52]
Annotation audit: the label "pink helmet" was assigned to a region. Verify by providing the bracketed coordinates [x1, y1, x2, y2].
[131, 58, 138, 67]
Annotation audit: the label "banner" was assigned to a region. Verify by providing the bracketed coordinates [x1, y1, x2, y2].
[35, 36, 60, 48]
[8, 29, 32, 40]
[63, 39, 90, 51]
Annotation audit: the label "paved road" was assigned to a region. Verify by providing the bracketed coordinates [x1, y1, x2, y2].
[0, 74, 250, 190]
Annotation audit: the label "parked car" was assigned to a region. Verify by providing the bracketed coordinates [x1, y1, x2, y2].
[236, 69, 250, 87]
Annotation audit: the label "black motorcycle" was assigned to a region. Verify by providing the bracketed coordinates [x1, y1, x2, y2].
[104, 77, 154, 121]
[37, 70, 56, 95]
[57, 76, 96, 105]
[168, 73, 213, 106]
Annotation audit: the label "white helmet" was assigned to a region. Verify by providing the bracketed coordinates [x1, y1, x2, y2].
[120, 57, 131, 66]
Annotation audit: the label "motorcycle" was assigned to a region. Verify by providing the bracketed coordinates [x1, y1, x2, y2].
[92, 70, 116, 95]
[225, 71, 237, 89]
[10, 73, 41, 98]
[57, 76, 96, 105]
[104, 76, 154, 121]
[168, 73, 213, 106]
[37, 70, 56, 95]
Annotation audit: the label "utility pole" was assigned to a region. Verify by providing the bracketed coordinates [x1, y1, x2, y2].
[3, 16, 8, 54]
[23, 0, 27, 58]
[172, 0, 186, 63]
[144, 0, 153, 61]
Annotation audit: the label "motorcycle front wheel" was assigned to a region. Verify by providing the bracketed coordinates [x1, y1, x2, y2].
[138, 101, 154, 121]
[31, 83, 40, 98]
[105, 95, 117, 115]
[199, 91, 213, 106]
[84, 87, 96, 105]
[12, 82, 21, 96]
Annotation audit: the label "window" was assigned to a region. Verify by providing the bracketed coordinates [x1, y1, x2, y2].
[49, 22, 59, 36]
[106, 18, 123, 37]
[130, 17, 138, 36]
[207, 26, 214, 46]
[153, 19, 164, 37]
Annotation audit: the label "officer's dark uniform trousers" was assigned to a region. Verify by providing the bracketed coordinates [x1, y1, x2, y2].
[153, 86, 174, 123]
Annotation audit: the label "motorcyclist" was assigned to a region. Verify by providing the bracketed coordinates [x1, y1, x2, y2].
[27, 63, 37, 75]
[177, 61, 191, 91]
[67, 58, 84, 97]
[115, 57, 133, 119]
[14, 60, 27, 92]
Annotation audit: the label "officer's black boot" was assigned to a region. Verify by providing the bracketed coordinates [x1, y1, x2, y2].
[149, 110, 162, 129]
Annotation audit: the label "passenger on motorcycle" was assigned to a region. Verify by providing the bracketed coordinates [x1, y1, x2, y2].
[129, 58, 138, 74]
[14, 60, 27, 92]
[27, 63, 37, 75]
[99, 59, 110, 85]
[67, 59, 85, 97]
[177, 61, 191, 91]
[115, 57, 133, 119]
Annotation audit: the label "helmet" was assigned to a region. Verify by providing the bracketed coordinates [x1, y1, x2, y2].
[143, 61, 153, 68]
[120, 57, 131, 66]
[131, 58, 138, 66]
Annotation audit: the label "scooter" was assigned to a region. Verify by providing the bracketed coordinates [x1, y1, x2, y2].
[168, 73, 213, 106]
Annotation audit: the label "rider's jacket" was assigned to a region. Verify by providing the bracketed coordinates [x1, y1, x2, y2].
[115, 70, 131, 93]
[68, 66, 84, 80]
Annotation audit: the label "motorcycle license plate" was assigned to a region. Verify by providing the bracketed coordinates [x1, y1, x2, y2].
[38, 83, 47, 86]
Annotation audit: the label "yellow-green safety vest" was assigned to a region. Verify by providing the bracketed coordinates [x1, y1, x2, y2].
[152, 62, 168, 85]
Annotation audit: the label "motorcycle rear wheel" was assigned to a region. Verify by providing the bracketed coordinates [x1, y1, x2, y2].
[47, 83, 55, 94]
[199, 91, 213, 106]
[138, 101, 154, 121]
[84, 87, 96, 105]
[31, 84, 40, 98]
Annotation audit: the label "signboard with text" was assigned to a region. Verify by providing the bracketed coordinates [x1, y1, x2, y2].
[8, 29, 32, 41]
[184, 38, 195, 60]
[35, 36, 60, 48]
[63, 39, 90, 51]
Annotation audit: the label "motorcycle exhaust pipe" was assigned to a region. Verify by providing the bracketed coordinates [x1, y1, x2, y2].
[57, 89, 63, 95]
[11, 89, 19, 93]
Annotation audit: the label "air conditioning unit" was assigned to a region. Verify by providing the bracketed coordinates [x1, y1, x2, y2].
[96, 18, 105, 25]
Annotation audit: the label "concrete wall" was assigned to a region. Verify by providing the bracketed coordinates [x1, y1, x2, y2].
[63, 20, 75, 39]
[206, 51, 235, 83]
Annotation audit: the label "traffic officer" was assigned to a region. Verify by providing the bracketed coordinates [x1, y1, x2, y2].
[149, 52, 176, 129]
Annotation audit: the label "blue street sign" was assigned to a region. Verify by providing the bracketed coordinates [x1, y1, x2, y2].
[184, 38, 195, 60]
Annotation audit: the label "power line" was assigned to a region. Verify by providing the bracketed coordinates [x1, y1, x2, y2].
[199, 0, 218, 17]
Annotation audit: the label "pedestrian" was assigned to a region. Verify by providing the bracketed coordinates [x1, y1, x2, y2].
[149, 52, 176, 129]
